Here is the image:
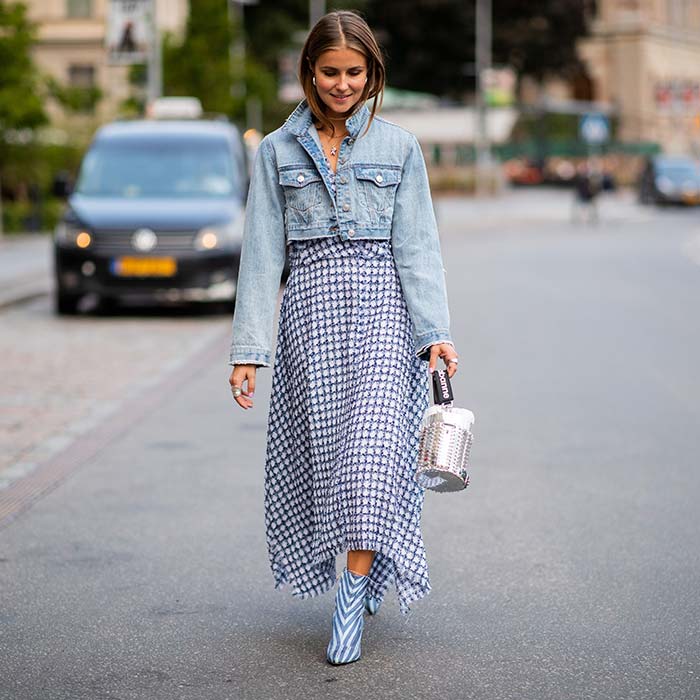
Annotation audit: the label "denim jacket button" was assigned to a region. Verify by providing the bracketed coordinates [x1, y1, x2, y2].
[296, 174, 305, 183]
[339, 176, 348, 185]
[342, 203, 350, 212]
[375, 174, 384, 183]
[348, 228, 355, 236]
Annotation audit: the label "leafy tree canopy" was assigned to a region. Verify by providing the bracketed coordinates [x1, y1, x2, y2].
[0, 0, 46, 134]
[160, 0, 595, 128]
[163, 0, 235, 115]
[362, 0, 596, 98]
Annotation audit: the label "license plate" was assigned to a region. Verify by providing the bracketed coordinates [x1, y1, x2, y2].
[111, 257, 177, 277]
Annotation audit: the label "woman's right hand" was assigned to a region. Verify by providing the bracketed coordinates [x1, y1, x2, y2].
[229, 364, 257, 410]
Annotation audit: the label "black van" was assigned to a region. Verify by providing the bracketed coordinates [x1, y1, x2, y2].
[53, 117, 248, 313]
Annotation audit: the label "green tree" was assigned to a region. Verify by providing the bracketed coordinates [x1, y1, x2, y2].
[163, 0, 235, 115]
[158, 0, 595, 132]
[362, 0, 595, 98]
[0, 1, 46, 134]
[0, 0, 47, 232]
[492, 0, 596, 83]
[161, 0, 298, 130]
[45, 76, 102, 114]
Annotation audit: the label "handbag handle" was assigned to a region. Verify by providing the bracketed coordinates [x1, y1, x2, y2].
[431, 368, 454, 405]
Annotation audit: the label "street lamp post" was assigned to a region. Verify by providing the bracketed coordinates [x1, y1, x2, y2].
[309, 0, 326, 27]
[229, 0, 261, 131]
[475, 0, 492, 196]
[146, 0, 162, 104]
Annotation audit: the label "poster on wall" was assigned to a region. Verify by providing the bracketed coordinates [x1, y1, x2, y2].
[107, 0, 151, 65]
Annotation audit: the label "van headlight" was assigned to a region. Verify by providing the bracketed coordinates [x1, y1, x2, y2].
[194, 216, 245, 251]
[655, 176, 674, 195]
[56, 221, 92, 248]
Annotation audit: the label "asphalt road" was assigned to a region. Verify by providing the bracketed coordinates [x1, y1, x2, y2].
[1, 190, 699, 700]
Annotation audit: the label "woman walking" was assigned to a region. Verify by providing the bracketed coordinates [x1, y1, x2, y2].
[228, 10, 457, 665]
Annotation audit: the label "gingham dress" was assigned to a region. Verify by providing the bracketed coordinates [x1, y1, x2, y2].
[264, 234, 431, 614]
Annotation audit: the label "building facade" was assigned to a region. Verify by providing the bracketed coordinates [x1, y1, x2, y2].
[579, 0, 700, 153]
[26, 0, 187, 130]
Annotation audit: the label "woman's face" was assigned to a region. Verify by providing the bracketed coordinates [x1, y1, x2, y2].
[312, 47, 368, 119]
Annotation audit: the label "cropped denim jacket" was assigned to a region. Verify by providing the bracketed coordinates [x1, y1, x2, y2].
[229, 99, 453, 367]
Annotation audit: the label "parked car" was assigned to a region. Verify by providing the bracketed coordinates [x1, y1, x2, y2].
[503, 157, 545, 186]
[53, 112, 248, 314]
[638, 155, 700, 206]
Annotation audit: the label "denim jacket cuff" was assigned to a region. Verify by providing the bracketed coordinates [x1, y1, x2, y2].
[415, 331, 453, 361]
[229, 345, 272, 367]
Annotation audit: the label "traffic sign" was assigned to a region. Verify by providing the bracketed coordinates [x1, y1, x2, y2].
[580, 113, 610, 145]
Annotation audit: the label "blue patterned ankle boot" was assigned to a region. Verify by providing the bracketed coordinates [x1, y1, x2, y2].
[364, 595, 381, 615]
[326, 568, 370, 665]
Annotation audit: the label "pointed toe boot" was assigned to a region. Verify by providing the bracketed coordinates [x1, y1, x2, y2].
[326, 568, 370, 665]
[364, 595, 381, 615]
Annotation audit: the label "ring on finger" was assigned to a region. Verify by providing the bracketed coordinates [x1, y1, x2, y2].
[230, 385, 243, 398]
[447, 358, 459, 365]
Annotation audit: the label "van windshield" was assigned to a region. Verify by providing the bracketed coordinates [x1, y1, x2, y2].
[75, 139, 239, 198]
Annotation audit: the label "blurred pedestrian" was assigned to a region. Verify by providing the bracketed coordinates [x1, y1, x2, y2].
[572, 160, 600, 225]
[227, 11, 457, 666]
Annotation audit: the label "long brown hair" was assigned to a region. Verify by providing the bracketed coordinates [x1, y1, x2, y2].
[299, 11, 385, 137]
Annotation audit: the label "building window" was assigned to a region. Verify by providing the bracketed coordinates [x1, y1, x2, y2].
[67, 0, 93, 18]
[68, 64, 98, 113]
[69, 64, 95, 89]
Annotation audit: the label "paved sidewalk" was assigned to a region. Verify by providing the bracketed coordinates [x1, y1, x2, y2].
[435, 186, 652, 232]
[0, 296, 232, 492]
[0, 233, 52, 309]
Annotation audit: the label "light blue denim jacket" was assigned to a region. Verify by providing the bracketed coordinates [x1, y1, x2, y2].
[229, 99, 453, 367]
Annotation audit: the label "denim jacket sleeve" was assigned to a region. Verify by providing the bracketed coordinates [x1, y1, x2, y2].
[391, 134, 453, 361]
[228, 137, 286, 367]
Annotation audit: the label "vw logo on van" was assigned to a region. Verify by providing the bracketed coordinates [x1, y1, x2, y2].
[132, 228, 158, 252]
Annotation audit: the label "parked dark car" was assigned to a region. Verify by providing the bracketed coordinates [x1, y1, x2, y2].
[53, 117, 248, 314]
[638, 155, 700, 206]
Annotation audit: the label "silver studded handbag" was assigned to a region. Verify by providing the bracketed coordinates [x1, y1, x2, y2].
[415, 369, 475, 493]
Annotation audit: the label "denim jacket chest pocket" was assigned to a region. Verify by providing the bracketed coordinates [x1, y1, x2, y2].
[353, 166, 402, 227]
[278, 166, 326, 231]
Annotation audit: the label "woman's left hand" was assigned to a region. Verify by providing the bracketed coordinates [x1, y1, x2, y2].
[429, 343, 459, 378]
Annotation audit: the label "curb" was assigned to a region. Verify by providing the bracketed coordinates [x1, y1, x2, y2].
[0, 279, 51, 311]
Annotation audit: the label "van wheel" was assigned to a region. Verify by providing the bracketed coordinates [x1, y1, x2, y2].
[55, 291, 80, 315]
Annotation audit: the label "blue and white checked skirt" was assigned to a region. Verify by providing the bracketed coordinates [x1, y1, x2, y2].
[265, 236, 430, 614]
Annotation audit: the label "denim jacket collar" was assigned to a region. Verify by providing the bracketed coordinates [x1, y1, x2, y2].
[282, 99, 371, 138]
